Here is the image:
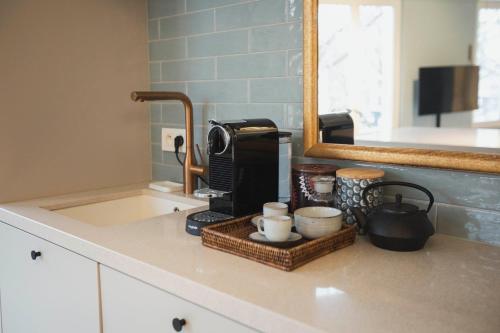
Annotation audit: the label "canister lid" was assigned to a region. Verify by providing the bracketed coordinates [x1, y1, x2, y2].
[292, 164, 339, 174]
[336, 167, 385, 179]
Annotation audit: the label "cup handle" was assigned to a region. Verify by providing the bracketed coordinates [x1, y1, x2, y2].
[257, 218, 265, 235]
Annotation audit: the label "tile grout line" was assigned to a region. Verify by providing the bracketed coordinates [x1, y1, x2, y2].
[213, 6, 216, 32]
[285, 48, 289, 76]
[284, 0, 289, 22]
[156, 17, 160, 40]
[155, 75, 303, 84]
[149, 20, 300, 42]
[213, 7, 217, 80]
[214, 56, 218, 80]
[149, 48, 303, 63]
[150, 0, 260, 21]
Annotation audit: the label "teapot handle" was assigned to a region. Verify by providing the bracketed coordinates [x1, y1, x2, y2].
[362, 181, 434, 213]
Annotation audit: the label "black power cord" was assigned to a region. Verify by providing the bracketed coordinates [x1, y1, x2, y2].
[174, 135, 209, 186]
[174, 136, 184, 166]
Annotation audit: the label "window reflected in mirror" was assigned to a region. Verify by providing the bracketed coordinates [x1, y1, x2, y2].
[317, 0, 500, 153]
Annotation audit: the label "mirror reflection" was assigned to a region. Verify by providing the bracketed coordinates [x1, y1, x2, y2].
[318, 0, 500, 153]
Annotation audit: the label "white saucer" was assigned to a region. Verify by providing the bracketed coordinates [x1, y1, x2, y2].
[249, 232, 302, 244]
[251, 215, 295, 227]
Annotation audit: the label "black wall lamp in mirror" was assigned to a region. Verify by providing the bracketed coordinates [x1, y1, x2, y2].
[419, 65, 479, 128]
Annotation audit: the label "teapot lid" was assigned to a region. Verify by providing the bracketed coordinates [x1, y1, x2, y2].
[380, 194, 419, 214]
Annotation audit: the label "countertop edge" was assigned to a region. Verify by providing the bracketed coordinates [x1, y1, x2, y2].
[0, 207, 324, 333]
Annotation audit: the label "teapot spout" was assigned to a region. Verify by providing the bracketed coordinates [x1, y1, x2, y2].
[352, 207, 367, 234]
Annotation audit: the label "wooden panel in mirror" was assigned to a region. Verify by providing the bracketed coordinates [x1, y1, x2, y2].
[303, 0, 500, 173]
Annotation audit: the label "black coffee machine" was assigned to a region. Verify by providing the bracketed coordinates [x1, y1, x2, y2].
[186, 119, 279, 235]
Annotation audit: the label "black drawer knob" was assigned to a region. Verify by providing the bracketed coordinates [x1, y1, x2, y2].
[31, 251, 42, 260]
[172, 318, 186, 332]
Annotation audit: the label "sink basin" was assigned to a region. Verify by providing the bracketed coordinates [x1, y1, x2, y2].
[51, 192, 206, 227]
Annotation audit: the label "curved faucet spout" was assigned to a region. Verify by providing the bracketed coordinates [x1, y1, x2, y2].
[131, 91, 207, 194]
[131, 91, 189, 102]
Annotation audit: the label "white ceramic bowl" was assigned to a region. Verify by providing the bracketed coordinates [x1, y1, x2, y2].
[294, 207, 343, 239]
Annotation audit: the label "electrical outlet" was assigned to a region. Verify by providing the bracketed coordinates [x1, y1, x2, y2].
[161, 128, 186, 153]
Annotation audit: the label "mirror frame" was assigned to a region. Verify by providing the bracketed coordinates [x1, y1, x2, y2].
[303, 0, 500, 173]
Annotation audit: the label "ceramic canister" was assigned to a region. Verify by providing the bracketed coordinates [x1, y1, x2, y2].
[291, 164, 339, 211]
[335, 168, 385, 225]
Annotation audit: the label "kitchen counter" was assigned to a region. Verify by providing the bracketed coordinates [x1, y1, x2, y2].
[1, 186, 499, 333]
[356, 127, 500, 153]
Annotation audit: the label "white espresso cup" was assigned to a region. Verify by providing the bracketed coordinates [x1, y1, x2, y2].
[257, 215, 292, 242]
[263, 202, 288, 217]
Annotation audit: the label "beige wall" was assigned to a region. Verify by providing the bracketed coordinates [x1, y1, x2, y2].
[0, 0, 151, 203]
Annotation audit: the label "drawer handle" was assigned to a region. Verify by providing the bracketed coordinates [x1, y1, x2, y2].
[172, 318, 186, 332]
[31, 251, 42, 260]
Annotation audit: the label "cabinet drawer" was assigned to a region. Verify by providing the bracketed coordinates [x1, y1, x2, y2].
[0, 222, 100, 333]
[100, 265, 257, 333]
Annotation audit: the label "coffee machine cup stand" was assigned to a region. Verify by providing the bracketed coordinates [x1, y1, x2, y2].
[186, 189, 234, 235]
[186, 119, 279, 236]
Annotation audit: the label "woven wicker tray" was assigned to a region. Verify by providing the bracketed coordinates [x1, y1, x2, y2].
[201, 214, 356, 271]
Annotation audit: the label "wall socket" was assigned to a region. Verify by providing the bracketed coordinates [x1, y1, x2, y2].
[161, 128, 186, 153]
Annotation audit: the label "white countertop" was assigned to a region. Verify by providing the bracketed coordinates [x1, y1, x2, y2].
[1, 185, 499, 333]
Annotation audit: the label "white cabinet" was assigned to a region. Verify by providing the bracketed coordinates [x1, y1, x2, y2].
[0, 222, 100, 333]
[100, 265, 257, 333]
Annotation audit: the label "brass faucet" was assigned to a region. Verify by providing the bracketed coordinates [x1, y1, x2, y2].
[131, 91, 207, 194]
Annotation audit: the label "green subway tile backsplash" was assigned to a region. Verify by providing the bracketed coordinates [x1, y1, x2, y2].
[217, 52, 287, 79]
[187, 30, 248, 57]
[161, 58, 215, 81]
[151, 82, 186, 93]
[287, 49, 303, 76]
[437, 205, 500, 247]
[150, 63, 161, 82]
[152, 143, 163, 163]
[149, 38, 186, 61]
[159, 10, 214, 39]
[215, 0, 286, 31]
[188, 80, 248, 103]
[163, 151, 185, 165]
[250, 22, 303, 51]
[150, 124, 162, 144]
[150, 104, 162, 123]
[152, 163, 184, 183]
[285, 103, 303, 129]
[148, 0, 185, 19]
[250, 77, 303, 103]
[162, 103, 184, 124]
[287, 0, 303, 21]
[187, 0, 247, 12]
[193, 104, 216, 126]
[216, 104, 286, 128]
[148, 20, 159, 40]
[146, 0, 500, 246]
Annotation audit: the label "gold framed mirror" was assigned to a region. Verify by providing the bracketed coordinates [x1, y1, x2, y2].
[303, 0, 500, 173]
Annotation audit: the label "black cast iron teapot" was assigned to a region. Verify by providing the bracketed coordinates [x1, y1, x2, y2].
[353, 181, 435, 251]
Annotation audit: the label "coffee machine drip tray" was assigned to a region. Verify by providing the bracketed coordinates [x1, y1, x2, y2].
[186, 210, 233, 236]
